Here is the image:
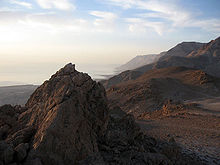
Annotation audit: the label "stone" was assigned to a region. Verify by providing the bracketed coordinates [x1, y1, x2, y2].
[14, 143, 29, 162]
[21, 63, 108, 165]
[7, 127, 35, 147]
[24, 158, 42, 165]
[0, 141, 14, 164]
[0, 125, 10, 140]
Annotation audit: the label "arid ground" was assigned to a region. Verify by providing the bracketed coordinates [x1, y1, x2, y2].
[137, 97, 220, 164]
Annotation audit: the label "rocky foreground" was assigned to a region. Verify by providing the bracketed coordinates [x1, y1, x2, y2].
[0, 63, 206, 165]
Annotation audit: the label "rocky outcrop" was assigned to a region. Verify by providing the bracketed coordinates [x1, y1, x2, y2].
[0, 64, 206, 164]
[80, 107, 203, 165]
[21, 63, 108, 164]
[138, 100, 199, 119]
[0, 63, 109, 164]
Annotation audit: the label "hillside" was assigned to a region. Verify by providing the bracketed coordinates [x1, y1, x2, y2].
[139, 37, 220, 76]
[116, 52, 166, 72]
[107, 66, 220, 117]
[158, 42, 204, 61]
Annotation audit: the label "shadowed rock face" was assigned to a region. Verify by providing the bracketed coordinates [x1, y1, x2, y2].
[20, 63, 108, 164]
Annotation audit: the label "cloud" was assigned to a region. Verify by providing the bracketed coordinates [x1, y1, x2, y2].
[126, 18, 167, 35]
[104, 0, 220, 34]
[10, 0, 32, 9]
[0, 10, 88, 36]
[90, 11, 117, 32]
[104, 0, 136, 9]
[0, 10, 118, 36]
[36, 0, 75, 10]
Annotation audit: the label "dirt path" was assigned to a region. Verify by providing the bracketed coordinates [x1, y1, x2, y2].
[137, 112, 220, 164]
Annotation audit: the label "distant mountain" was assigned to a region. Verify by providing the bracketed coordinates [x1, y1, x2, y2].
[116, 52, 166, 72]
[107, 66, 220, 117]
[102, 37, 220, 89]
[135, 41, 206, 72]
[158, 42, 205, 61]
[0, 85, 38, 106]
[152, 36, 220, 77]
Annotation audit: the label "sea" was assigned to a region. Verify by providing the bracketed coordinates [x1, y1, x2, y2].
[0, 63, 120, 86]
[76, 63, 119, 80]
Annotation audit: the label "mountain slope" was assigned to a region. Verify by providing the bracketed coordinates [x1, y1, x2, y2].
[141, 37, 220, 72]
[154, 37, 220, 77]
[102, 40, 208, 89]
[116, 52, 166, 72]
[158, 42, 204, 61]
[107, 66, 220, 117]
[101, 70, 143, 89]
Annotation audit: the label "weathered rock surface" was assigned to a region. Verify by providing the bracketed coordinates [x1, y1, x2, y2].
[80, 107, 203, 165]
[14, 143, 29, 162]
[21, 63, 108, 164]
[0, 141, 14, 164]
[0, 63, 206, 164]
[0, 63, 109, 164]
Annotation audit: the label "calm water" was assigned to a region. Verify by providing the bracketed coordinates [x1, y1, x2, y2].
[0, 63, 120, 86]
[76, 63, 119, 80]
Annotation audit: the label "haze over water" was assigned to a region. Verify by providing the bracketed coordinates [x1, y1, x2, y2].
[0, 0, 220, 85]
[0, 63, 119, 86]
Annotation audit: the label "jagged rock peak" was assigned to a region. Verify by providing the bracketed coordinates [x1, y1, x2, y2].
[19, 63, 109, 164]
[52, 63, 76, 77]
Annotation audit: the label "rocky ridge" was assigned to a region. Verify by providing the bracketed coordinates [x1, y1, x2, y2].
[107, 66, 220, 117]
[0, 63, 205, 165]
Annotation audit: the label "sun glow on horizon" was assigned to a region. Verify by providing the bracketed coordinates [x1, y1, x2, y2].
[0, 0, 220, 84]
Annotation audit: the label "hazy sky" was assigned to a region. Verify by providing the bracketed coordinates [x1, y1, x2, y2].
[0, 0, 220, 84]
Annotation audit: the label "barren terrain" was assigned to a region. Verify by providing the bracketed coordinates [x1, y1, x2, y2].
[137, 101, 220, 164]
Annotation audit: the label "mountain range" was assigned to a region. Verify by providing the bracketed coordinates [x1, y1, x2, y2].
[116, 52, 166, 72]
[0, 36, 220, 164]
[102, 36, 220, 89]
